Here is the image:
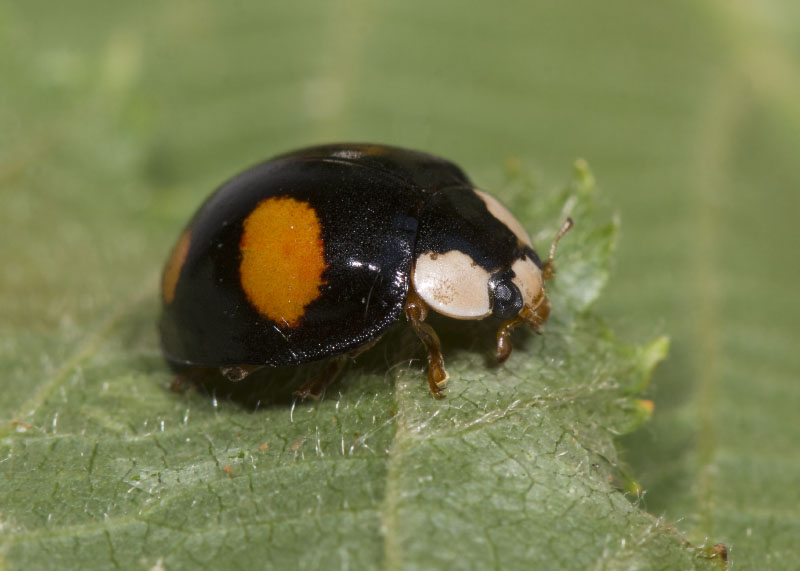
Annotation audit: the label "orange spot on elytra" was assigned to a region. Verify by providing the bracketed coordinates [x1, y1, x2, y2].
[162, 230, 191, 303]
[239, 197, 327, 327]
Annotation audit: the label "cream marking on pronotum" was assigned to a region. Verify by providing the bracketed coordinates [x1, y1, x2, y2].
[475, 190, 533, 247]
[510, 257, 544, 308]
[412, 251, 492, 318]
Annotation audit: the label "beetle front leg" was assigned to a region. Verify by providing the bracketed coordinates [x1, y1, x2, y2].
[497, 294, 552, 363]
[404, 291, 448, 398]
[496, 315, 524, 364]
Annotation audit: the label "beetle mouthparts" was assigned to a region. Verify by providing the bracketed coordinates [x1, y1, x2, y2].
[521, 296, 550, 331]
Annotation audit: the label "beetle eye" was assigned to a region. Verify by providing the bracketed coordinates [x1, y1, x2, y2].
[490, 271, 524, 319]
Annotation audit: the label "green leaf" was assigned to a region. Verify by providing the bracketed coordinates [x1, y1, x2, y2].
[0, 135, 714, 569]
[3, 1, 799, 569]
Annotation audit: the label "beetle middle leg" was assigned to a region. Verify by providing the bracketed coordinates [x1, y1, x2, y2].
[405, 291, 448, 398]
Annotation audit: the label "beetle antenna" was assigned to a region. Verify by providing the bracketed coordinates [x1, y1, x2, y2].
[543, 217, 573, 280]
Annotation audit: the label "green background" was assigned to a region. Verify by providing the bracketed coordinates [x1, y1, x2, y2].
[2, 0, 799, 569]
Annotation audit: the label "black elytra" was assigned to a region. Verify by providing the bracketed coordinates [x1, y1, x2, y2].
[159, 143, 566, 397]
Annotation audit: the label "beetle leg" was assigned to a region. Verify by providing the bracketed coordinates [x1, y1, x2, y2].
[293, 356, 348, 400]
[170, 367, 205, 392]
[293, 336, 382, 399]
[170, 370, 192, 392]
[497, 293, 552, 363]
[170, 366, 216, 392]
[405, 291, 448, 398]
[220, 364, 262, 382]
[496, 315, 525, 364]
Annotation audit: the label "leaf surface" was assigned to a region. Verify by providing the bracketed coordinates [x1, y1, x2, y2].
[3, 1, 800, 569]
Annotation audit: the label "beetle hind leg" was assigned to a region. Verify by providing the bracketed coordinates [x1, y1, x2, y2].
[170, 366, 215, 392]
[293, 356, 348, 400]
[404, 291, 448, 398]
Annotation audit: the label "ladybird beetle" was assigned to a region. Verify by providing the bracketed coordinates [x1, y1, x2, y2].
[159, 143, 572, 398]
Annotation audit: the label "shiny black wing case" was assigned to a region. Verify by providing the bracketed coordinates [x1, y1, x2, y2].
[159, 144, 471, 367]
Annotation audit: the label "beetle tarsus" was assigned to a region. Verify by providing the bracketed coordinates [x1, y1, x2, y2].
[405, 291, 449, 398]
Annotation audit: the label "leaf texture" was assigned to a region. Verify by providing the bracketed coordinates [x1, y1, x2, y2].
[3, 1, 799, 569]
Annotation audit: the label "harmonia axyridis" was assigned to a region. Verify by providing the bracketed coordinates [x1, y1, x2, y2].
[159, 143, 572, 398]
